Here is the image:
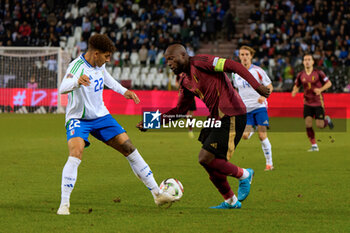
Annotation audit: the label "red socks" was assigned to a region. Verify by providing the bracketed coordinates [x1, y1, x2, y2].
[207, 158, 243, 178]
[323, 119, 329, 128]
[205, 167, 233, 199]
[202, 158, 245, 200]
[306, 127, 316, 144]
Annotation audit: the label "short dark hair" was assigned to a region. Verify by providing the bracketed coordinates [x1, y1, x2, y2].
[88, 34, 116, 53]
[303, 53, 314, 60]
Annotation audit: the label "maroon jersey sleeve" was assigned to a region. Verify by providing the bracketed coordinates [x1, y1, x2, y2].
[192, 54, 261, 89]
[316, 69, 329, 85]
[223, 59, 261, 89]
[295, 72, 302, 87]
[161, 87, 195, 124]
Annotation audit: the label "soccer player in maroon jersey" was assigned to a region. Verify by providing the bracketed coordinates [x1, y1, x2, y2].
[291, 54, 334, 152]
[138, 44, 270, 209]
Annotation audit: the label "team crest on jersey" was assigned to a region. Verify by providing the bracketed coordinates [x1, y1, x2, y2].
[70, 129, 75, 136]
[67, 74, 73, 79]
[312, 76, 315, 81]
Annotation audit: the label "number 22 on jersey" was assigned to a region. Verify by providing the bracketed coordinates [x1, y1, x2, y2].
[94, 77, 103, 92]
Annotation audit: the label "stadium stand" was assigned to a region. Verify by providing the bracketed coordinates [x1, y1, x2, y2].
[0, 0, 349, 91]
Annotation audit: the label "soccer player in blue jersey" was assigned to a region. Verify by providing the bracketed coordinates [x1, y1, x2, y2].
[57, 34, 175, 215]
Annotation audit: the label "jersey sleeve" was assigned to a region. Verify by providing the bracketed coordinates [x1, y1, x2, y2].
[161, 87, 194, 124]
[256, 69, 271, 86]
[294, 72, 302, 87]
[317, 70, 329, 85]
[59, 62, 83, 94]
[103, 66, 128, 95]
[192, 54, 261, 89]
[191, 54, 221, 72]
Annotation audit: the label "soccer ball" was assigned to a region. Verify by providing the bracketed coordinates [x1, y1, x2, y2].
[159, 178, 184, 200]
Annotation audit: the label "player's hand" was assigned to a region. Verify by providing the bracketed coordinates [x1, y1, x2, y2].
[78, 74, 91, 86]
[124, 90, 140, 104]
[291, 90, 297, 97]
[255, 85, 271, 98]
[136, 121, 147, 132]
[258, 96, 266, 104]
[313, 88, 322, 95]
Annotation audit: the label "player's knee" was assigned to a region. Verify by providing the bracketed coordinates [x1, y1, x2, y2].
[198, 154, 210, 165]
[316, 122, 324, 128]
[242, 133, 249, 140]
[305, 122, 312, 128]
[70, 147, 83, 159]
[198, 150, 214, 166]
[258, 133, 266, 141]
[121, 140, 136, 155]
[198, 157, 208, 166]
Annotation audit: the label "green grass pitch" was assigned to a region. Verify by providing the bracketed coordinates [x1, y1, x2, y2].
[0, 114, 349, 233]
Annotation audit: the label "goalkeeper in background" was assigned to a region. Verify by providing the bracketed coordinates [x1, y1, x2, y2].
[57, 34, 175, 215]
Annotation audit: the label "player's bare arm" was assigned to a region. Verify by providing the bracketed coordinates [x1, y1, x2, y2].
[291, 85, 300, 97]
[124, 90, 140, 104]
[223, 59, 271, 97]
[314, 81, 332, 95]
[258, 84, 273, 103]
[255, 85, 271, 98]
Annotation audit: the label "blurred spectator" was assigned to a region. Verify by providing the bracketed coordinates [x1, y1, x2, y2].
[46, 56, 57, 72]
[186, 44, 195, 57]
[282, 57, 294, 91]
[205, 13, 216, 42]
[223, 7, 235, 41]
[139, 45, 148, 66]
[27, 76, 38, 89]
[343, 79, 350, 93]
[76, 38, 87, 53]
[82, 17, 91, 33]
[18, 21, 31, 37]
[148, 45, 157, 65]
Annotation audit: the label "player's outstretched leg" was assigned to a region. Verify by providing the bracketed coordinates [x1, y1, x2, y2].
[57, 156, 81, 215]
[203, 167, 241, 209]
[126, 149, 177, 206]
[325, 115, 334, 129]
[203, 158, 254, 204]
[237, 168, 254, 201]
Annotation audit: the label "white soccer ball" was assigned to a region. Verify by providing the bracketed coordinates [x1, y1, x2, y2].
[159, 178, 184, 199]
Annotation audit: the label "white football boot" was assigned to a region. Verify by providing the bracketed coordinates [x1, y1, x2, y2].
[57, 203, 70, 215]
[307, 145, 319, 152]
[154, 190, 178, 207]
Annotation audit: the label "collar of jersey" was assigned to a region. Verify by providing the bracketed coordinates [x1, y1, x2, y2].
[80, 53, 93, 68]
[248, 64, 254, 70]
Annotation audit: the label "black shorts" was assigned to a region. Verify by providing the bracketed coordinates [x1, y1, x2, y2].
[303, 105, 325, 120]
[198, 114, 247, 160]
